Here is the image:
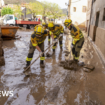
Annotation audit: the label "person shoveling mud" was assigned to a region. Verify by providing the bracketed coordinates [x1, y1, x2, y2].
[59, 19, 95, 71]
[24, 25, 54, 75]
[64, 19, 84, 65]
[59, 19, 84, 69]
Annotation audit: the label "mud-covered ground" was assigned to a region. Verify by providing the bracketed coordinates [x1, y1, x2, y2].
[0, 29, 105, 105]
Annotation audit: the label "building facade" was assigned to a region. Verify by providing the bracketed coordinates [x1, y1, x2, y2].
[70, 0, 87, 29]
[86, 0, 105, 59]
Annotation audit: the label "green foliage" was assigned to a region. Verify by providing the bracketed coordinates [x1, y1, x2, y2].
[41, 1, 52, 17]
[48, 3, 64, 19]
[13, 5, 24, 18]
[4, 0, 37, 4]
[1, 7, 14, 16]
[26, 1, 43, 17]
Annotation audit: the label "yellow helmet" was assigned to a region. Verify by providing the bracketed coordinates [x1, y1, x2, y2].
[48, 22, 54, 31]
[42, 22, 46, 26]
[64, 19, 72, 27]
[34, 26, 44, 37]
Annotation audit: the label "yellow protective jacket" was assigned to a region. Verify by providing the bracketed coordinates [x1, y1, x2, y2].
[31, 30, 48, 46]
[43, 25, 53, 36]
[70, 25, 84, 45]
[51, 24, 64, 38]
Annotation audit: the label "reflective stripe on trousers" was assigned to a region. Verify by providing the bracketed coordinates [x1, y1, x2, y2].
[72, 37, 84, 60]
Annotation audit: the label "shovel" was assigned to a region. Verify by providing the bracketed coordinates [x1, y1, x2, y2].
[24, 35, 62, 76]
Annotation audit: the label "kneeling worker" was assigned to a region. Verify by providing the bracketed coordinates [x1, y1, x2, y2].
[64, 19, 84, 64]
[24, 25, 54, 72]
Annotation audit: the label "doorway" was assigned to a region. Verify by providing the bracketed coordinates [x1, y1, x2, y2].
[93, 11, 100, 41]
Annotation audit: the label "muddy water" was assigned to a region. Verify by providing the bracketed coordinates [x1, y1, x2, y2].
[0, 30, 105, 105]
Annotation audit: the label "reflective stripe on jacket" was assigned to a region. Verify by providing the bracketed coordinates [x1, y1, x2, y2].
[70, 25, 84, 45]
[31, 30, 48, 46]
[51, 24, 64, 38]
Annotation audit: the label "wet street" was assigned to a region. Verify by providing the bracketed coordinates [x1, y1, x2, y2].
[0, 29, 105, 105]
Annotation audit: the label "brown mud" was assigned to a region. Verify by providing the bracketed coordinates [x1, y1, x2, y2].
[0, 30, 105, 105]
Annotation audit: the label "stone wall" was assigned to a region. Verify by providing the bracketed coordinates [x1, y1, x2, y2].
[89, 25, 94, 40]
[0, 25, 5, 66]
[95, 27, 105, 59]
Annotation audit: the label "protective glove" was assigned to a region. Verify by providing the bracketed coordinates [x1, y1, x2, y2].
[71, 43, 74, 49]
[39, 52, 43, 57]
[59, 34, 63, 37]
[53, 39, 57, 44]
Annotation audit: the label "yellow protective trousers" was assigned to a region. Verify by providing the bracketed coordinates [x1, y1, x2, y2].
[26, 41, 45, 63]
[53, 36, 63, 50]
[72, 37, 84, 60]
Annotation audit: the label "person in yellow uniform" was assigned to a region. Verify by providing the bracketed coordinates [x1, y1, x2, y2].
[42, 22, 51, 45]
[24, 25, 54, 72]
[48, 22, 64, 52]
[64, 19, 84, 64]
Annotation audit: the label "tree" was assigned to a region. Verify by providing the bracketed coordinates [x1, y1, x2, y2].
[13, 5, 24, 19]
[48, 3, 64, 21]
[1, 7, 14, 16]
[41, 1, 52, 22]
[26, 2, 43, 20]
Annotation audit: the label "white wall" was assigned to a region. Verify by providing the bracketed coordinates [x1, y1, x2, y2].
[70, 0, 87, 26]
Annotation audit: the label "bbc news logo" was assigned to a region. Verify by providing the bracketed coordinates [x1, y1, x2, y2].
[0, 91, 13, 97]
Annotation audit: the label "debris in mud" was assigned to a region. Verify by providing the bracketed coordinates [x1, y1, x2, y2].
[46, 52, 52, 57]
[23, 67, 31, 76]
[84, 64, 95, 71]
[78, 61, 85, 66]
[59, 60, 77, 71]
[15, 35, 21, 39]
[64, 50, 70, 56]
[83, 68, 91, 73]
[44, 86, 60, 102]
[64, 64, 76, 70]
[65, 53, 69, 56]
[59, 60, 95, 71]
[84, 49, 87, 52]
[24, 71, 31, 77]
[0, 56, 5, 66]
[81, 55, 84, 58]
[86, 100, 101, 105]
[63, 50, 70, 54]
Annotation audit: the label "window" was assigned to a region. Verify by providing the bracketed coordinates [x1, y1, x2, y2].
[6, 16, 13, 21]
[103, 8, 105, 21]
[73, 7, 76, 12]
[82, 6, 86, 12]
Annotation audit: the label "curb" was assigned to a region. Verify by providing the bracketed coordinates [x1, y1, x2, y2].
[88, 37, 105, 68]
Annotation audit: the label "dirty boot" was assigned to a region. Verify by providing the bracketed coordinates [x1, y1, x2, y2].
[48, 41, 50, 45]
[53, 49, 55, 53]
[60, 47, 62, 50]
[46, 53, 52, 57]
[23, 61, 31, 73]
[40, 61, 45, 68]
[74, 59, 79, 64]
[68, 59, 75, 64]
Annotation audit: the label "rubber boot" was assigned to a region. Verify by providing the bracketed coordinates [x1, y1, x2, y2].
[69, 58, 75, 64]
[40, 60, 45, 68]
[23, 61, 30, 73]
[60, 47, 62, 50]
[48, 41, 50, 45]
[53, 49, 55, 53]
[74, 59, 79, 64]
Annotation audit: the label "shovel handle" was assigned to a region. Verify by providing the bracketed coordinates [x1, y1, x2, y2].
[24, 35, 62, 71]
